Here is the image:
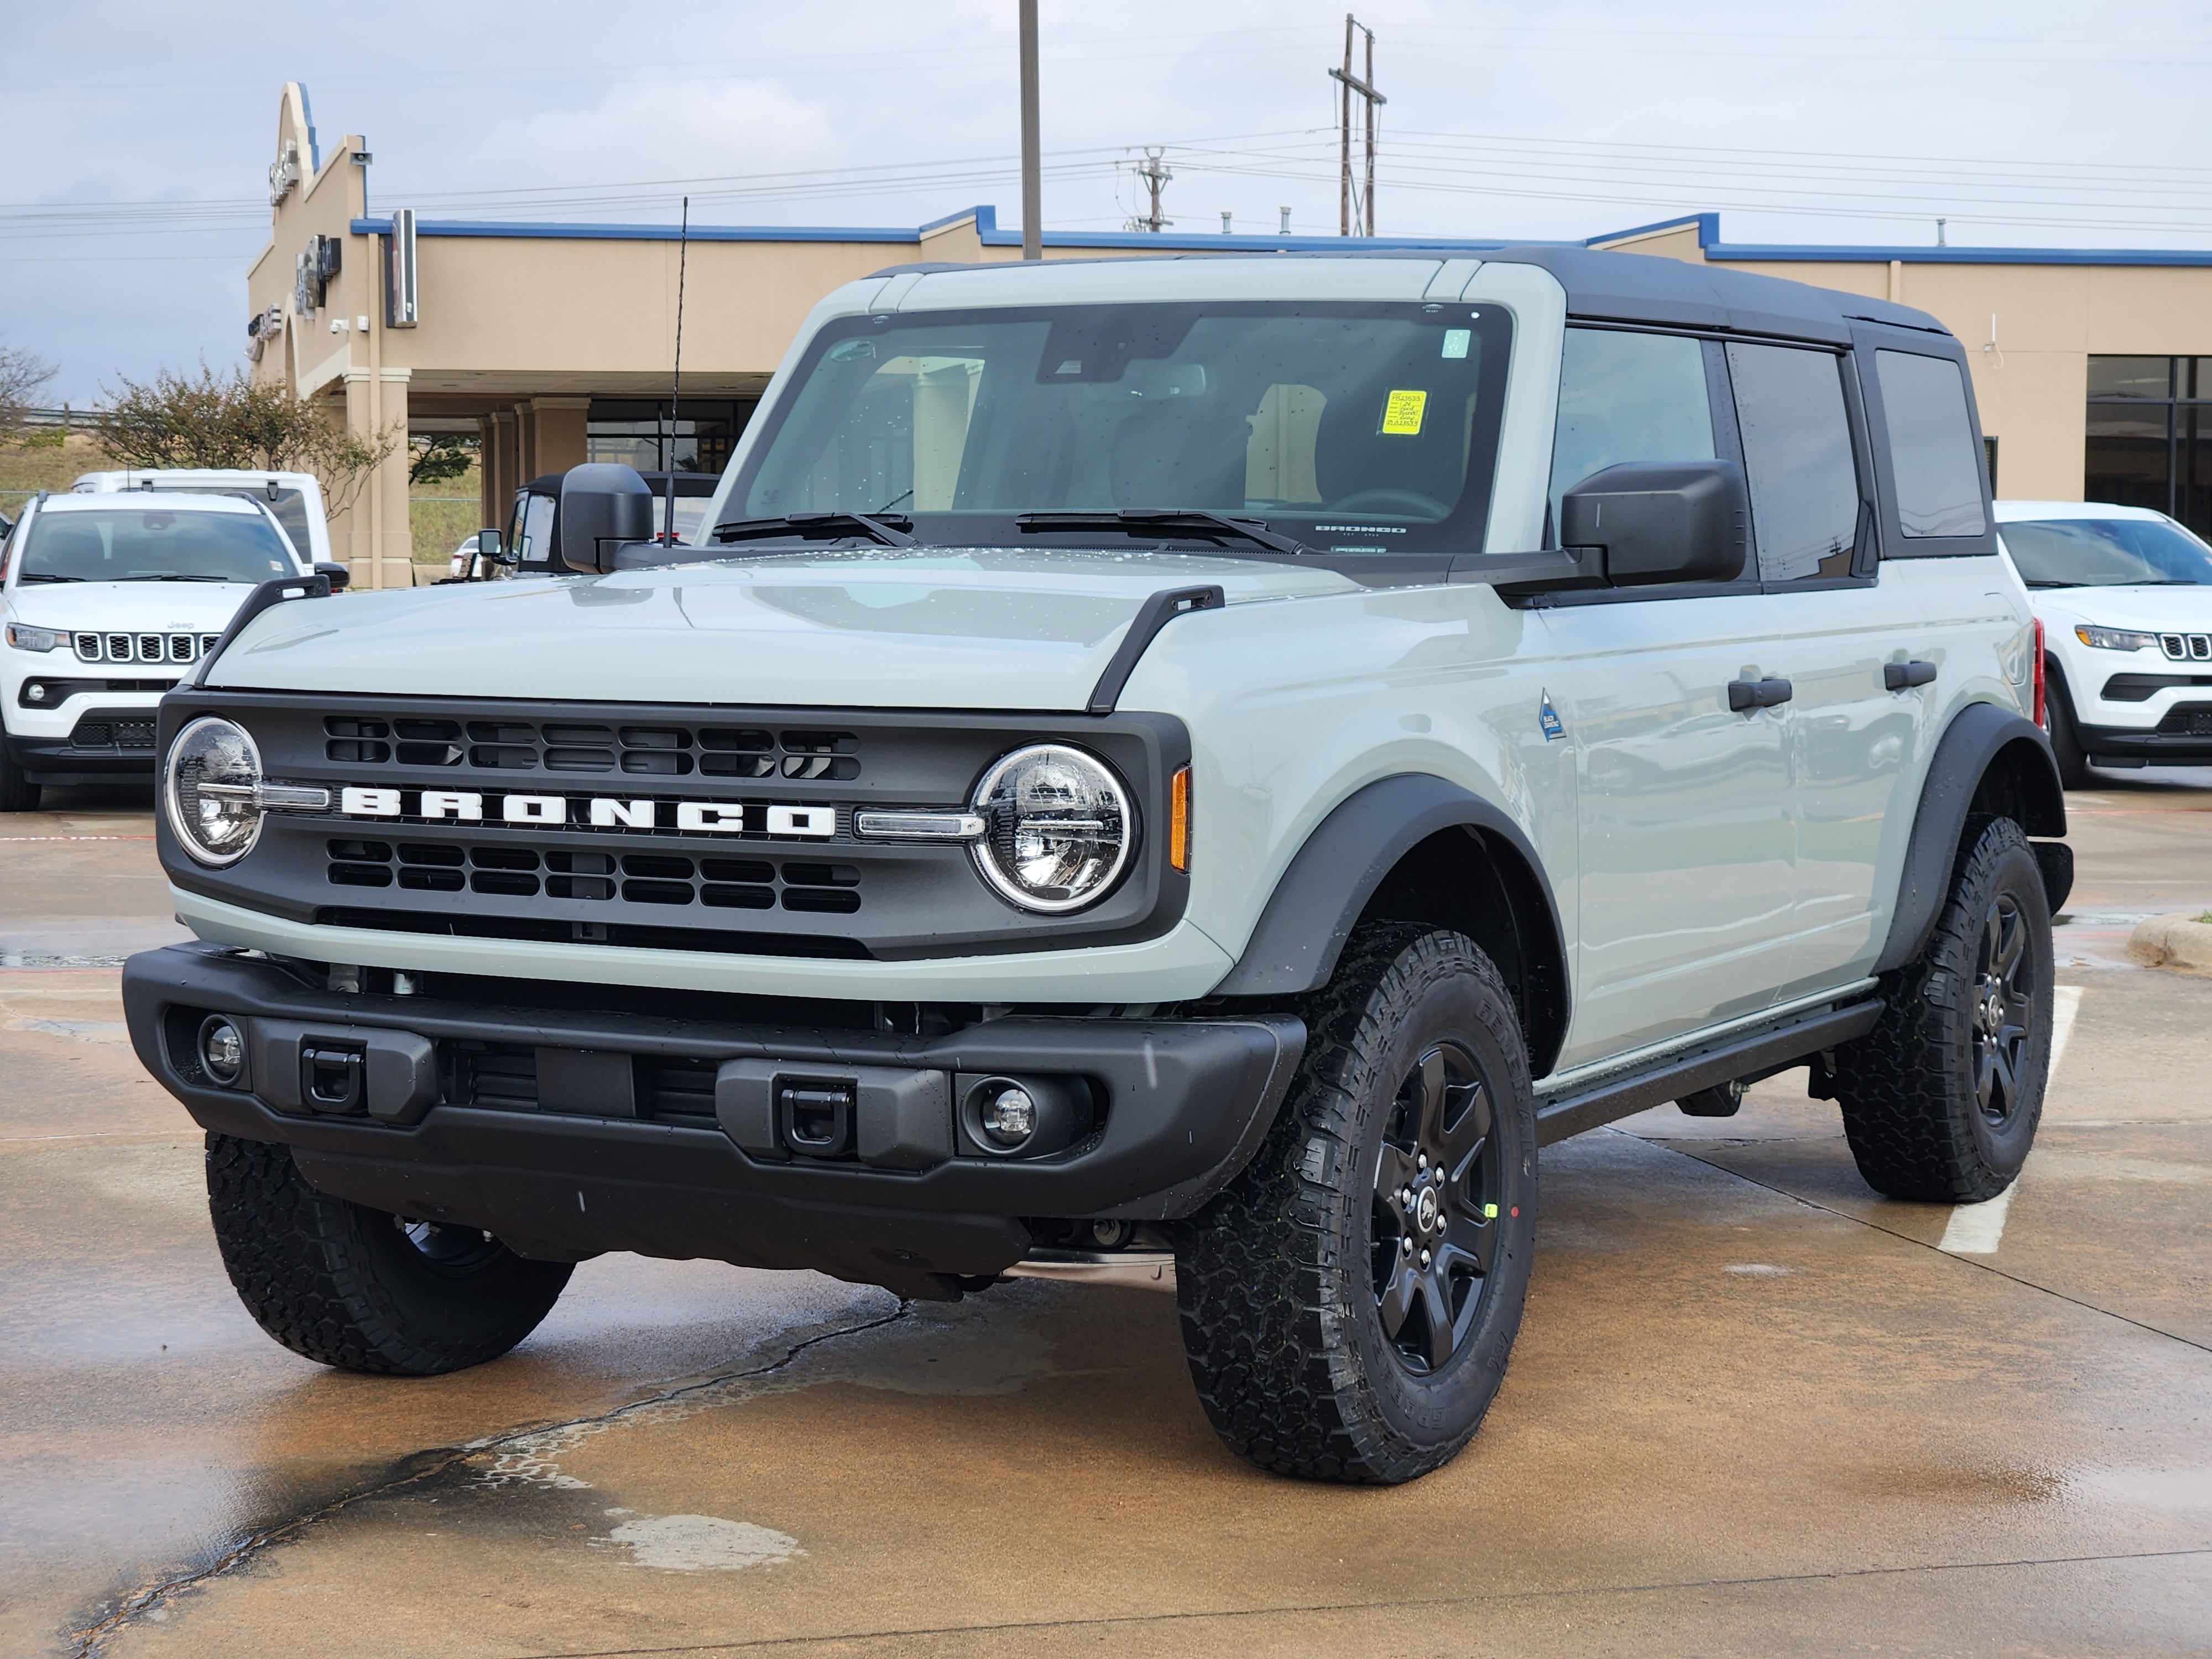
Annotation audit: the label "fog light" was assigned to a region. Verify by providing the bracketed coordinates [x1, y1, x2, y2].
[27, 684, 46, 702]
[982, 1086, 1036, 1146]
[197, 1015, 246, 1087]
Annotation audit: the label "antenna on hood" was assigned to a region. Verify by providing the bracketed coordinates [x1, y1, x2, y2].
[662, 196, 690, 545]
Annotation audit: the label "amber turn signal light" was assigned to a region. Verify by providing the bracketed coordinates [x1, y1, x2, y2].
[1169, 765, 1191, 872]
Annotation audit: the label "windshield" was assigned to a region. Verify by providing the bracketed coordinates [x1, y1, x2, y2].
[18, 508, 299, 583]
[2000, 516, 2212, 587]
[711, 301, 1512, 556]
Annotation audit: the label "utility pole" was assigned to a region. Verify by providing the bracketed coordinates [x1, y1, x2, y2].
[1328, 15, 1385, 236]
[1019, 0, 1041, 260]
[1128, 148, 1173, 232]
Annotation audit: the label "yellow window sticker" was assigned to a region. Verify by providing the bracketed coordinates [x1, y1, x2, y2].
[1380, 389, 1428, 435]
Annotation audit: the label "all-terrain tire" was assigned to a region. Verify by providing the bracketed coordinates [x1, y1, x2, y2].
[2044, 684, 2091, 791]
[1175, 925, 1538, 1484]
[0, 737, 39, 812]
[206, 1133, 573, 1374]
[1832, 817, 2053, 1203]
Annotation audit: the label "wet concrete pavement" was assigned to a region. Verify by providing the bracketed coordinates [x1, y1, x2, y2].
[4, 776, 2209, 1657]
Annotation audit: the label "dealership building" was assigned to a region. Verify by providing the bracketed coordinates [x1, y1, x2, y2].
[251, 83, 2212, 587]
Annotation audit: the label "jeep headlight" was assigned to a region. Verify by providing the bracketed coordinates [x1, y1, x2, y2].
[2074, 624, 2159, 652]
[4, 623, 64, 653]
[165, 716, 265, 866]
[970, 744, 1133, 912]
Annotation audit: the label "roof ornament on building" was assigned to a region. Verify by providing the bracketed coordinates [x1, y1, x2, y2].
[269, 138, 300, 207]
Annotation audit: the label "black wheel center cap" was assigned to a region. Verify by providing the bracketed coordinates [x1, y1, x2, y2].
[1415, 1186, 1441, 1232]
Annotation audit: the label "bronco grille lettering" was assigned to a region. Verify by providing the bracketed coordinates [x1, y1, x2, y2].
[328, 785, 838, 839]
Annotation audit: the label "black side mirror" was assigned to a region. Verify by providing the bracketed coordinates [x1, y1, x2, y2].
[1559, 460, 1747, 587]
[476, 526, 510, 565]
[313, 560, 352, 592]
[557, 464, 655, 573]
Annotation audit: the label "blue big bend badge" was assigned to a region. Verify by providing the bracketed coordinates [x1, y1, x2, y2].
[1538, 691, 1564, 742]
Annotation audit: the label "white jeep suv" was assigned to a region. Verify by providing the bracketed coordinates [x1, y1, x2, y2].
[0, 491, 312, 810]
[1996, 500, 2212, 786]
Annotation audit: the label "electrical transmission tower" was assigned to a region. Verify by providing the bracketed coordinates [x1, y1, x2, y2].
[1329, 14, 1385, 236]
[1126, 148, 1174, 233]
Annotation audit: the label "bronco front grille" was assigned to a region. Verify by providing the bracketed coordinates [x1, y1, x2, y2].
[322, 714, 860, 780]
[324, 838, 863, 912]
[2161, 633, 2212, 662]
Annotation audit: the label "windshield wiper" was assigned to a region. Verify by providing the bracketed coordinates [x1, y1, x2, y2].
[117, 573, 238, 582]
[17, 572, 82, 583]
[711, 511, 915, 549]
[1016, 509, 1312, 556]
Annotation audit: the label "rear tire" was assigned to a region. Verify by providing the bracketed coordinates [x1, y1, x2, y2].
[1832, 817, 2053, 1202]
[1175, 925, 1538, 1484]
[205, 1133, 572, 1374]
[2044, 681, 2091, 791]
[0, 738, 40, 812]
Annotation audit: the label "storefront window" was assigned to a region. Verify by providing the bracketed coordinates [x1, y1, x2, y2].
[584, 400, 754, 474]
[2085, 356, 2212, 537]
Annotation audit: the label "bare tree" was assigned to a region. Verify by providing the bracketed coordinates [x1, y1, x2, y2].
[0, 338, 59, 441]
[96, 364, 398, 518]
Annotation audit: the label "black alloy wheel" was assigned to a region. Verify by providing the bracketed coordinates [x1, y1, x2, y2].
[1371, 1042, 1501, 1375]
[1972, 893, 2036, 1126]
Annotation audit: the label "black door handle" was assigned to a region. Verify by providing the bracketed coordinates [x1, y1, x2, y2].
[1727, 677, 1794, 712]
[1884, 660, 1938, 691]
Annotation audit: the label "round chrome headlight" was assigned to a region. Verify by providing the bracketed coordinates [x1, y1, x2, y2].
[164, 716, 264, 867]
[969, 744, 1134, 913]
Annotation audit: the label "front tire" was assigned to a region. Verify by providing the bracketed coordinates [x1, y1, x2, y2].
[0, 737, 39, 812]
[206, 1133, 573, 1374]
[1833, 817, 2054, 1202]
[2044, 679, 2091, 791]
[1175, 925, 1538, 1484]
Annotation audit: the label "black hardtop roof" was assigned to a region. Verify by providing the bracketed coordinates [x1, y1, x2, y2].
[865, 243, 1949, 346]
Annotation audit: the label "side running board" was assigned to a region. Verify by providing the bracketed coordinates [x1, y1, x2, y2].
[1536, 996, 1884, 1146]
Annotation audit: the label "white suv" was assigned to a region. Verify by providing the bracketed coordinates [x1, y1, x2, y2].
[123, 247, 2068, 1484]
[0, 491, 312, 809]
[1996, 500, 2212, 786]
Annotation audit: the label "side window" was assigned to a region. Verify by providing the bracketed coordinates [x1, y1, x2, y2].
[1875, 350, 1988, 538]
[1725, 342, 1861, 582]
[1548, 328, 1717, 534]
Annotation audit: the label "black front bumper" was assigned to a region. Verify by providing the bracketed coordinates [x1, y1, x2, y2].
[2077, 720, 2212, 766]
[6, 726, 158, 785]
[123, 944, 1303, 1300]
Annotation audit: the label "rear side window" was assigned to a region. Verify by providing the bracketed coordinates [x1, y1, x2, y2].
[1726, 342, 1861, 582]
[1875, 351, 1987, 538]
[1548, 328, 1716, 533]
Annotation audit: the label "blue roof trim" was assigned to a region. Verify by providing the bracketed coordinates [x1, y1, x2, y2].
[349, 217, 923, 244]
[1589, 210, 2212, 268]
[347, 201, 1516, 254]
[298, 83, 320, 173]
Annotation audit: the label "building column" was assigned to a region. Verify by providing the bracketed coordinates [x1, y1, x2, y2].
[373, 368, 412, 591]
[530, 395, 592, 477]
[514, 401, 539, 483]
[337, 377, 374, 578]
[487, 410, 517, 518]
[477, 414, 499, 535]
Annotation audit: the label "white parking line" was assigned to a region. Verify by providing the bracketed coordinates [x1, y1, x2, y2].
[1937, 986, 2083, 1256]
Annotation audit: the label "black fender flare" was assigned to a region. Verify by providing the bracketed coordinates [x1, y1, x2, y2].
[1875, 701, 2069, 974]
[1208, 775, 1570, 1066]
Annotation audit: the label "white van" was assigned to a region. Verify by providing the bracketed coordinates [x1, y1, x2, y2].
[74, 469, 333, 567]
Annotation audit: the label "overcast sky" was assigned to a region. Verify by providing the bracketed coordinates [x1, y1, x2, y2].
[8, 0, 2212, 403]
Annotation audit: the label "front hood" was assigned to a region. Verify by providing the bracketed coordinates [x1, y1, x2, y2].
[2036, 585, 2212, 633]
[6, 581, 260, 633]
[204, 549, 1363, 711]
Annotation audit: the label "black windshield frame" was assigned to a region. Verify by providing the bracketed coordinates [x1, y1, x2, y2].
[707, 300, 1515, 579]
